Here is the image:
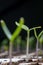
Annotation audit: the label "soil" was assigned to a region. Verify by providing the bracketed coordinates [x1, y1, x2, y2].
[4, 62, 41, 65]
[1, 60, 43, 65]
[0, 52, 43, 65]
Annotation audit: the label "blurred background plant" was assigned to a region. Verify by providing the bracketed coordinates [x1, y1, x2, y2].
[39, 33, 43, 55]
[29, 36, 36, 52]
[0, 36, 36, 53]
[0, 34, 43, 54]
[39, 35, 43, 44]
[13, 36, 21, 52]
[1, 39, 9, 52]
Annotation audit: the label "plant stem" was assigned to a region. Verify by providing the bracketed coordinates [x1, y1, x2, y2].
[36, 39, 38, 59]
[9, 41, 12, 65]
[26, 30, 29, 62]
[34, 29, 39, 59]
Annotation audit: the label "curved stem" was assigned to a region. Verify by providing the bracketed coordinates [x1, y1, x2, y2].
[30, 26, 41, 31]
[34, 29, 39, 59]
[34, 29, 38, 39]
[38, 30, 43, 39]
[36, 39, 38, 58]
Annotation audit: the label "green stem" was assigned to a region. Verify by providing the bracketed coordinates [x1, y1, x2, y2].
[9, 41, 12, 65]
[34, 29, 38, 39]
[30, 26, 41, 31]
[34, 29, 39, 59]
[36, 39, 38, 59]
[15, 21, 42, 60]
[26, 30, 30, 62]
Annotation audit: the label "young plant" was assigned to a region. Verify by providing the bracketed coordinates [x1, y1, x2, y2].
[15, 22, 29, 62]
[0, 17, 24, 65]
[15, 22, 41, 62]
[33, 28, 43, 59]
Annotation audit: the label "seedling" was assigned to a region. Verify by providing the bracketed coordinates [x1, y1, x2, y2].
[33, 29, 43, 59]
[15, 21, 41, 62]
[0, 17, 24, 65]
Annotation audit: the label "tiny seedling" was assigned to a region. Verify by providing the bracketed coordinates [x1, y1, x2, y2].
[33, 29, 43, 59]
[15, 21, 41, 62]
[0, 17, 24, 65]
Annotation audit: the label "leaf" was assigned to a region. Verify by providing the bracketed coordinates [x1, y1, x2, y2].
[15, 22, 28, 31]
[10, 17, 24, 42]
[0, 17, 24, 42]
[0, 20, 11, 40]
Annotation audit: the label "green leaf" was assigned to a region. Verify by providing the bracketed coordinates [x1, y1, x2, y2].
[0, 17, 24, 42]
[10, 17, 24, 42]
[15, 22, 28, 31]
[0, 20, 11, 40]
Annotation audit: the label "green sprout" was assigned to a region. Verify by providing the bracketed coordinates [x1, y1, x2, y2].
[33, 28, 43, 59]
[34, 30, 43, 43]
[0, 20, 11, 40]
[1, 18, 24, 42]
[0, 17, 24, 65]
[15, 22, 41, 62]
